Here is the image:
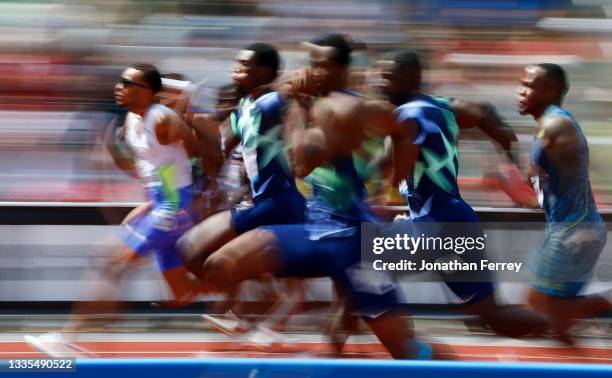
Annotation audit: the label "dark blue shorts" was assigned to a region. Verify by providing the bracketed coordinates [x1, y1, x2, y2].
[400, 196, 495, 305]
[230, 188, 306, 235]
[267, 223, 403, 319]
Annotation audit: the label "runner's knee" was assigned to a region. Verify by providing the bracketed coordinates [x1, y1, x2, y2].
[177, 231, 206, 276]
[202, 252, 236, 288]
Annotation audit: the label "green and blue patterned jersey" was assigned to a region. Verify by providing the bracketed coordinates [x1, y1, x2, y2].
[305, 89, 369, 222]
[231, 91, 295, 199]
[395, 94, 461, 217]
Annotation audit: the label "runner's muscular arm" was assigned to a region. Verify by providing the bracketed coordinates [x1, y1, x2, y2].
[506, 117, 577, 210]
[290, 106, 330, 178]
[275, 67, 316, 108]
[290, 95, 364, 177]
[103, 121, 137, 177]
[539, 115, 580, 182]
[155, 112, 200, 158]
[452, 99, 540, 207]
[187, 113, 227, 179]
[362, 100, 420, 186]
[220, 123, 241, 158]
[451, 99, 520, 166]
[366, 136, 393, 182]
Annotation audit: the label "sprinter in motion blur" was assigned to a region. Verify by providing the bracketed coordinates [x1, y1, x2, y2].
[516, 63, 611, 343]
[25, 63, 207, 356]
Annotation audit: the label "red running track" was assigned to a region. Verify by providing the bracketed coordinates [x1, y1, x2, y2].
[6, 338, 612, 363]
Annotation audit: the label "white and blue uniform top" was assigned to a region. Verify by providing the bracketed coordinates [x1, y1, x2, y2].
[230, 91, 296, 200]
[124, 103, 193, 207]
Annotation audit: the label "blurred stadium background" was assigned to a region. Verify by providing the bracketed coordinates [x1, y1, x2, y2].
[0, 3, 611, 370]
[0, 0, 611, 307]
[1, 0, 612, 207]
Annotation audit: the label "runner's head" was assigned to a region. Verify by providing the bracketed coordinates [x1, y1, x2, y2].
[233, 42, 281, 93]
[304, 33, 354, 95]
[114, 63, 161, 111]
[517, 63, 569, 116]
[374, 49, 422, 106]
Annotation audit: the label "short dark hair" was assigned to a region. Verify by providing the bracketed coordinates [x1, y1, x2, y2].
[129, 63, 162, 93]
[311, 33, 354, 66]
[390, 49, 422, 74]
[245, 43, 281, 80]
[536, 63, 569, 96]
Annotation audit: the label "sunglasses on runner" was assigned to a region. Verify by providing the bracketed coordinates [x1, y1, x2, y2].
[118, 78, 150, 89]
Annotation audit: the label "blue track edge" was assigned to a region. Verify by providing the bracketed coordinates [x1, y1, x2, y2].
[11, 358, 612, 377]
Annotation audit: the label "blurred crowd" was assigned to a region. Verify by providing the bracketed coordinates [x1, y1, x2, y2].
[2, 0, 612, 207]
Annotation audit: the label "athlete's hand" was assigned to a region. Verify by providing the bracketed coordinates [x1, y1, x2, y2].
[492, 163, 540, 208]
[289, 130, 308, 178]
[290, 67, 317, 101]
